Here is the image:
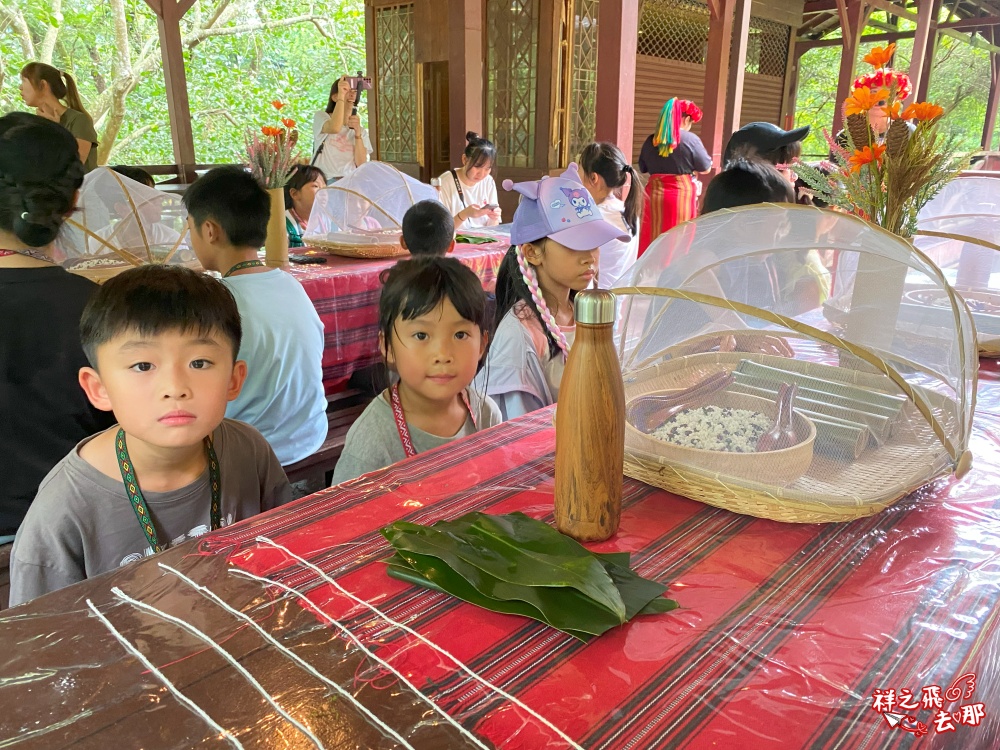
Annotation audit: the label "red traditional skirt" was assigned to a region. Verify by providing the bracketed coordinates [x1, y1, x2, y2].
[638, 173, 699, 257]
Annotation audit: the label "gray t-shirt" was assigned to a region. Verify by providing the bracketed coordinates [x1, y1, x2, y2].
[331, 389, 501, 485]
[10, 419, 292, 607]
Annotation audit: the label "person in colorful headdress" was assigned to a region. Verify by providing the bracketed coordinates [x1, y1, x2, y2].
[637, 98, 711, 256]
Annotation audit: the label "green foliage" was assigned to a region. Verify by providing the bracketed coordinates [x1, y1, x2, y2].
[0, 0, 366, 167]
[795, 20, 992, 158]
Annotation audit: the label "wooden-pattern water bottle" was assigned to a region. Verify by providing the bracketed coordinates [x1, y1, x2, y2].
[554, 289, 625, 542]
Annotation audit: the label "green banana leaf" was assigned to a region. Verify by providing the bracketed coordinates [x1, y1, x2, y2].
[381, 513, 678, 640]
[454, 233, 500, 244]
[384, 513, 627, 620]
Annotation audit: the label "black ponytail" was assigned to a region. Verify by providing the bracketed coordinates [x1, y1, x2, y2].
[0, 112, 83, 247]
[579, 142, 643, 235]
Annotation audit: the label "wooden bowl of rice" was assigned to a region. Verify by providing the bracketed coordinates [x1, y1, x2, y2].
[625, 390, 816, 487]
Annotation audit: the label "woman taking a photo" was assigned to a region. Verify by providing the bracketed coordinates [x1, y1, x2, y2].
[637, 98, 711, 255]
[19, 62, 98, 173]
[312, 76, 372, 183]
[437, 132, 502, 230]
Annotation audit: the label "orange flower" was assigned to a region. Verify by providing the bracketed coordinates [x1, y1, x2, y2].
[281, 117, 296, 129]
[848, 143, 886, 173]
[844, 86, 889, 117]
[271, 100, 285, 110]
[863, 43, 895, 69]
[261, 126, 282, 137]
[884, 100, 901, 119]
[901, 101, 944, 122]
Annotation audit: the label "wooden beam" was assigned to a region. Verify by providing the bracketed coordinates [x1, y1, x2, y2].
[803, 0, 839, 13]
[701, 0, 737, 170]
[917, 0, 944, 100]
[724, 0, 752, 141]
[908, 0, 938, 102]
[940, 14, 1000, 27]
[797, 31, 913, 50]
[984, 34, 1000, 148]
[595, 0, 639, 157]
[782, 24, 802, 128]
[448, 0, 482, 165]
[865, 0, 918, 21]
[832, 0, 870, 135]
[145, 0, 196, 182]
[365, 4, 378, 159]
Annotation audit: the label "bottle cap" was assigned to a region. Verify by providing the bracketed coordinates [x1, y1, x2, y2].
[574, 289, 617, 325]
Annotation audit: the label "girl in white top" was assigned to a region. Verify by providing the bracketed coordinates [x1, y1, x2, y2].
[436, 131, 502, 230]
[474, 164, 630, 420]
[312, 77, 372, 182]
[283, 164, 326, 247]
[578, 142, 642, 289]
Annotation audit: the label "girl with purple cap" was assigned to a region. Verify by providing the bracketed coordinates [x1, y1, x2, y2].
[473, 165, 630, 421]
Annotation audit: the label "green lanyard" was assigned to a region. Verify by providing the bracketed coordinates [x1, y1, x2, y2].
[223, 260, 265, 277]
[115, 428, 222, 553]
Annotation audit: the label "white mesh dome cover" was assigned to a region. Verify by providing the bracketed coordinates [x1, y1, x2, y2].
[613, 204, 975, 520]
[303, 161, 440, 245]
[54, 167, 193, 269]
[913, 175, 1000, 354]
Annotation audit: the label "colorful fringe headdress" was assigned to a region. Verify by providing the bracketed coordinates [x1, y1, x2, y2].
[852, 44, 911, 100]
[653, 99, 704, 157]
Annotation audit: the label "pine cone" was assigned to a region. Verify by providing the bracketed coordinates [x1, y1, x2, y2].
[885, 118, 910, 160]
[846, 113, 873, 150]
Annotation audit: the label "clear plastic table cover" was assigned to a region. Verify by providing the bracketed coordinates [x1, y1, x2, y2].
[1, 389, 999, 748]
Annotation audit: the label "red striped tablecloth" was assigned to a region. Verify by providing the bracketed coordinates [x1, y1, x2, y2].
[3, 374, 999, 748]
[289, 241, 508, 394]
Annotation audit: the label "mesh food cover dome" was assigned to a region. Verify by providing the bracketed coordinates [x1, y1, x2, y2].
[54, 167, 193, 276]
[613, 204, 976, 523]
[303, 161, 440, 257]
[912, 174, 1000, 355]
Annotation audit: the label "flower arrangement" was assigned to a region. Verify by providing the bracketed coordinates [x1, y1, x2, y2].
[797, 44, 968, 238]
[244, 100, 299, 190]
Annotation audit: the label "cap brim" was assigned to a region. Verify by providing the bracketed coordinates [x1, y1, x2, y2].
[548, 218, 631, 251]
[776, 125, 810, 146]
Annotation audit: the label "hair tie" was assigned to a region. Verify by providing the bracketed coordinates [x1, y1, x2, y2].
[20, 211, 29, 220]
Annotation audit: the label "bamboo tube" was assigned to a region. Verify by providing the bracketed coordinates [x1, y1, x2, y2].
[735, 360, 907, 412]
[732, 372, 903, 419]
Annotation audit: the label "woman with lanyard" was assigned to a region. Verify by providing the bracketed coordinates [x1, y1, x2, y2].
[312, 76, 372, 183]
[637, 98, 711, 255]
[435, 132, 502, 230]
[284, 163, 326, 248]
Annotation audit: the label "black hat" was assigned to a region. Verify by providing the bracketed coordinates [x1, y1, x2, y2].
[723, 122, 811, 166]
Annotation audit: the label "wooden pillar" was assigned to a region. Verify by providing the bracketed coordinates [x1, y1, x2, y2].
[907, 0, 938, 103]
[448, 0, 483, 165]
[782, 40, 803, 130]
[831, 0, 869, 136]
[724, 0, 753, 144]
[145, 0, 197, 183]
[595, 0, 639, 156]
[701, 0, 737, 170]
[916, 0, 943, 101]
[983, 45, 1000, 149]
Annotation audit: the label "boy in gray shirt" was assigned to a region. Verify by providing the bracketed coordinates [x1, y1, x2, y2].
[10, 266, 292, 606]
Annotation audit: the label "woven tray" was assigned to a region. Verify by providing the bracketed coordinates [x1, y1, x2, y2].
[624, 351, 959, 523]
[306, 235, 407, 259]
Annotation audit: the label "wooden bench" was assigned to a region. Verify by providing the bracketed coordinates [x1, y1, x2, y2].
[284, 388, 372, 486]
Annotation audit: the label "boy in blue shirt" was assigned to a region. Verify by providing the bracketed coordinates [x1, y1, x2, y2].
[183, 166, 327, 467]
[10, 266, 291, 605]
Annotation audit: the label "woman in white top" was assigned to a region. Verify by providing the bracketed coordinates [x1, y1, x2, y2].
[578, 142, 642, 288]
[436, 132, 502, 230]
[312, 77, 372, 183]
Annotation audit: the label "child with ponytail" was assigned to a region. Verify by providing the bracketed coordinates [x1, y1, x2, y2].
[20, 62, 99, 172]
[475, 164, 630, 420]
[579, 142, 642, 288]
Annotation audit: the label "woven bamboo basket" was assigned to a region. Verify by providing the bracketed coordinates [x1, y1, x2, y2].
[622, 351, 959, 523]
[307, 234, 407, 259]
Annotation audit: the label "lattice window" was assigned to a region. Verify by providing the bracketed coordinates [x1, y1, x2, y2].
[637, 0, 709, 64]
[375, 4, 417, 163]
[486, 0, 540, 169]
[745, 18, 790, 77]
[570, 0, 600, 160]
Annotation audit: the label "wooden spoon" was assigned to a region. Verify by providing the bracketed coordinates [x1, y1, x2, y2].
[628, 371, 734, 432]
[756, 382, 799, 452]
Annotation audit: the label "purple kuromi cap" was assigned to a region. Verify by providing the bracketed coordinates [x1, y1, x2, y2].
[503, 163, 630, 251]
